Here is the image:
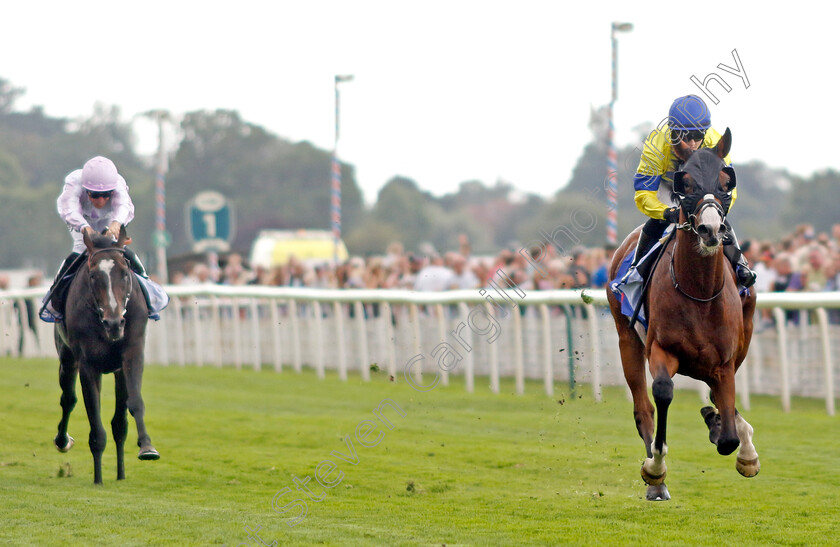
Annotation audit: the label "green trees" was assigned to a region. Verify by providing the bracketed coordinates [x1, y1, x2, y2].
[167, 110, 363, 255]
[0, 74, 832, 271]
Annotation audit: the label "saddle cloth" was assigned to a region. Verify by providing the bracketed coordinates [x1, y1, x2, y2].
[608, 226, 675, 331]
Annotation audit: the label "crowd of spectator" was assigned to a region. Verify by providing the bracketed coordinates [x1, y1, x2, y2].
[167, 223, 840, 295]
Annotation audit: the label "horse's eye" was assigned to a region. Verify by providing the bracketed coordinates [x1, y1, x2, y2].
[98, 308, 105, 317]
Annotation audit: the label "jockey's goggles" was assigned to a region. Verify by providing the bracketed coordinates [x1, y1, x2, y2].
[87, 190, 114, 199]
[670, 128, 706, 144]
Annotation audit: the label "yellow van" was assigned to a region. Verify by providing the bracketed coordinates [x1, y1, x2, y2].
[249, 230, 349, 268]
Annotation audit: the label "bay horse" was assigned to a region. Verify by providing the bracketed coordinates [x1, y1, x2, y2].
[607, 129, 759, 501]
[53, 227, 159, 484]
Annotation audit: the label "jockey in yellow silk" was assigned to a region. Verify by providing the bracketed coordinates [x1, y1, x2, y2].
[631, 95, 756, 288]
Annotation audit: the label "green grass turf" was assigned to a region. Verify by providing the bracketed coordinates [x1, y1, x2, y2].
[0, 356, 838, 546]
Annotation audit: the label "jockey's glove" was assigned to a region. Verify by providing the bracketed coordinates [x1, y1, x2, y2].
[663, 207, 681, 224]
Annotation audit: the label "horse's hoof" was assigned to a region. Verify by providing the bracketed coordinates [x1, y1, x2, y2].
[701, 406, 722, 444]
[646, 483, 671, 501]
[717, 436, 740, 456]
[736, 456, 760, 478]
[138, 447, 160, 460]
[54, 435, 75, 453]
[640, 463, 666, 486]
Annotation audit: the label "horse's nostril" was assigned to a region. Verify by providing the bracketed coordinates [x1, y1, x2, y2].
[697, 225, 709, 236]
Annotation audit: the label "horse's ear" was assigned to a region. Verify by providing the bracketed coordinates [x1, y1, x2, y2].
[83, 228, 94, 252]
[117, 225, 128, 247]
[673, 171, 687, 197]
[715, 127, 732, 159]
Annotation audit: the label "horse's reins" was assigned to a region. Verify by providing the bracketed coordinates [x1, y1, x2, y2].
[670, 195, 727, 303]
[88, 247, 134, 312]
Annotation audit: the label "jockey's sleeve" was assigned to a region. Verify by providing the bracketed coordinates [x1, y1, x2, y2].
[632, 126, 670, 220]
[109, 175, 135, 226]
[634, 185, 668, 219]
[56, 170, 90, 232]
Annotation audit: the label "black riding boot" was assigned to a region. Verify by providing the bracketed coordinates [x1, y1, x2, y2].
[124, 247, 149, 279]
[53, 252, 81, 284]
[631, 230, 656, 268]
[722, 226, 756, 288]
[41, 252, 82, 321]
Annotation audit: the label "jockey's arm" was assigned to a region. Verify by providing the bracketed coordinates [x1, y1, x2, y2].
[633, 174, 668, 220]
[109, 175, 135, 226]
[633, 128, 670, 220]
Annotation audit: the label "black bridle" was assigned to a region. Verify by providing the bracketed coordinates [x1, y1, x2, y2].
[674, 193, 727, 235]
[669, 194, 727, 302]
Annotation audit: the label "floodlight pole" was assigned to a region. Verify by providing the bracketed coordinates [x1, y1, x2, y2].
[332, 75, 353, 267]
[606, 22, 633, 245]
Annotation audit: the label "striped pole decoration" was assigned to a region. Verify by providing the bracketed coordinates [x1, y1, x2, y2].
[331, 151, 342, 266]
[606, 102, 618, 245]
[606, 23, 631, 245]
[332, 75, 353, 266]
[606, 28, 619, 246]
[154, 113, 169, 283]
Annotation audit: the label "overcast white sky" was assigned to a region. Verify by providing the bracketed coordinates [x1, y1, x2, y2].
[1, 1, 834, 204]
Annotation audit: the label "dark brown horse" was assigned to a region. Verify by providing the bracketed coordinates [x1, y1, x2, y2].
[53, 227, 159, 484]
[607, 129, 759, 501]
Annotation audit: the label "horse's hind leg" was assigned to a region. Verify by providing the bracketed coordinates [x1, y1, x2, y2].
[617, 326, 654, 449]
[642, 342, 678, 501]
[54, 343, 78, 453]
[112, 370, 129, 480]
[614, 324, 666, 498]
[79, 367, 106, 484]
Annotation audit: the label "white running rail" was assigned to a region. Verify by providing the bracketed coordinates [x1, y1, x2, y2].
[2, 287, 838, 415]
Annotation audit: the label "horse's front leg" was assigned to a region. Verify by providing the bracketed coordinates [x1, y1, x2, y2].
[112, 369, 129, 480]
[54, 341, 78, 453]
[122, 345, 159, 461]
[705, 362, 740, 456]
[642, 342, 678, 501]
[734, 411, 760, 477]
[79, 367, 106, 484]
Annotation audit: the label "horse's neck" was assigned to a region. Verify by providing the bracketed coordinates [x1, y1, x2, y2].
[673, 230, 726, 297]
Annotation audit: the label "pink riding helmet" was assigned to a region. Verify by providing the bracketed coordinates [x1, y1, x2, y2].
[81, 156, 119, 192]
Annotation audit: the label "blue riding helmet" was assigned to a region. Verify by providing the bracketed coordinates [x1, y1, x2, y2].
[669, 95, 711, 131]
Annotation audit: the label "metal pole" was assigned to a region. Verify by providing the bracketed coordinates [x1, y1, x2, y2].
[607, 23, 632, 246]
[332, 75, 353, 267]
[145, 109, 170, 283]
[155, 121, 169, 283]
[606, 28, 618, 245]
